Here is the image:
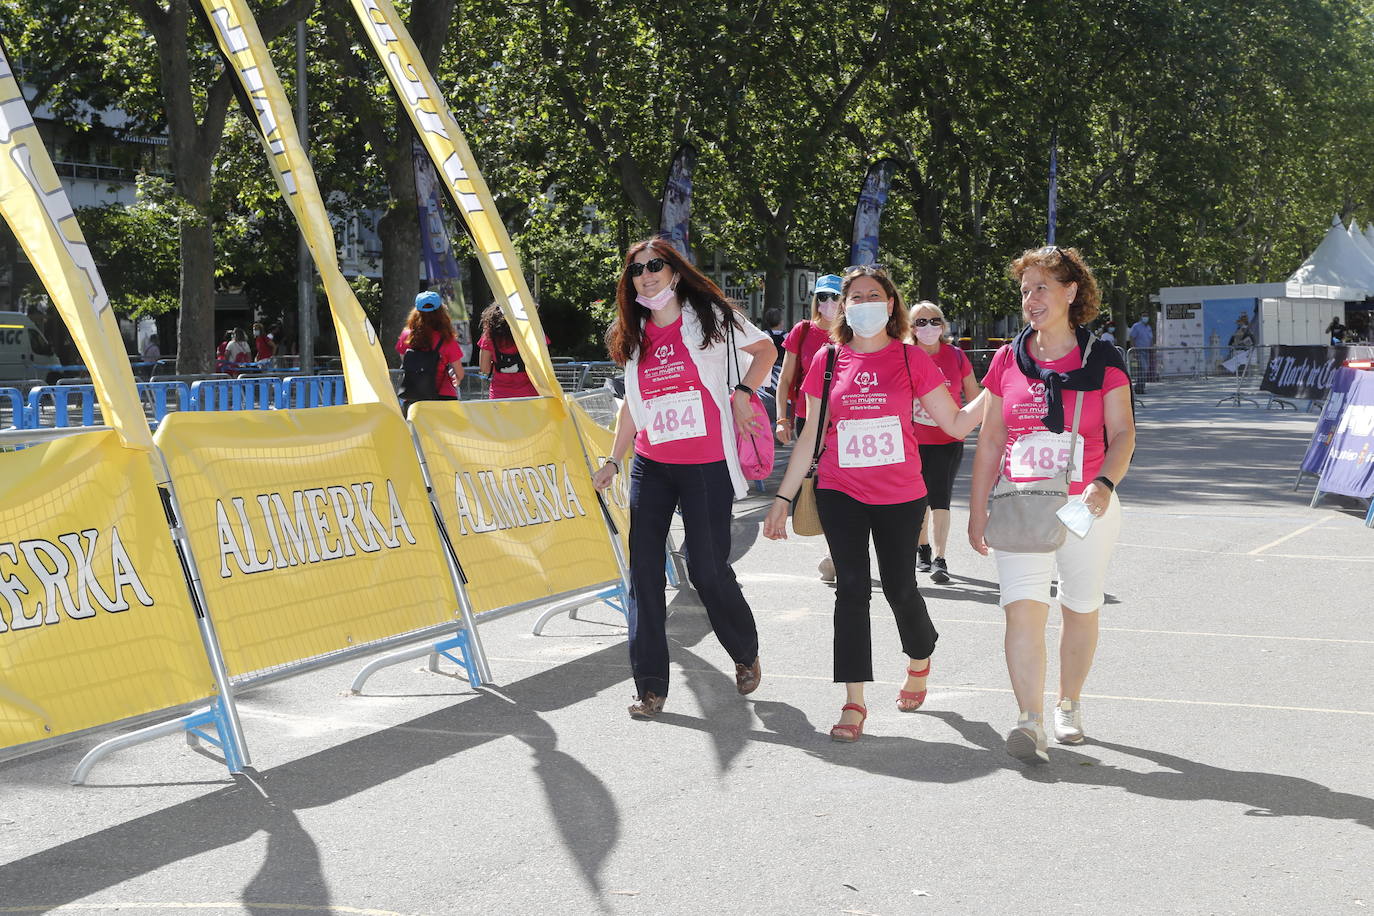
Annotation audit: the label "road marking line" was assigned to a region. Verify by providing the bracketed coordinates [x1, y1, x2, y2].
[1247, 518, 1327, 555]
[0, 906, 421, 915]
[485, 656, 1374, 717]
[1116, 541, 1373, 561]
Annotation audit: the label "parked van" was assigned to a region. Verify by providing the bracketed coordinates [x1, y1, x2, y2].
[0, 311, 61, 384]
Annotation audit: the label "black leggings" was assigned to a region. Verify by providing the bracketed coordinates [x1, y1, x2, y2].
[817, 488, 937, 682]
[917, 442, 964, 511]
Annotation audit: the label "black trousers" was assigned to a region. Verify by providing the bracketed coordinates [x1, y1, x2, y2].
[817, 488, 938, 683]
[627, 456, 759, 698]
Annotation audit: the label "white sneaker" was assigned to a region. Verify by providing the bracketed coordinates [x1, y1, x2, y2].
[1006, 713, 1049, 764]
[1054, 698, 1085, 745]
[818, 556, 836, 583]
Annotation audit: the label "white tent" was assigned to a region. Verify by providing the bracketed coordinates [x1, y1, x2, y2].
[1346, 221, 1374, 276]
[1289, 214, 1374, 289]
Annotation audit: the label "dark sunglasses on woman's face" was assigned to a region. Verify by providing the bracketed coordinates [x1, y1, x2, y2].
[627, 258, 669, 278]
[815, 293, 839, 303]
[912, 317, 943, 327]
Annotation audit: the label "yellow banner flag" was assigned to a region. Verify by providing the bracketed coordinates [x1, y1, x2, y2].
[409, 398, 620, 613]
[348, 0, 561, 398]
[0, 48, 153, 452]
[198, 0, 398, 413]
[0, 431, 213, 749]
[154, 404, 458, 677]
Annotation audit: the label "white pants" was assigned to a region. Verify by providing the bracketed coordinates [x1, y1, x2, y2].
[994, 492, 1122, 613]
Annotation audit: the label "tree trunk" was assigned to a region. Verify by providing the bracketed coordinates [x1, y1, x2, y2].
[175, 188, 216, 374]
[378, 117, 421, 366]
[762, 228, 789, 319]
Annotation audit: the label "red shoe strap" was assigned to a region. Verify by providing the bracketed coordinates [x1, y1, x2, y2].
[907, 664, 931, 678]
[841, 703, 867, 717]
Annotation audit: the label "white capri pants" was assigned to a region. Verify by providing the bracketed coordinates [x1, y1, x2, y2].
[994, 492, 1122, 613]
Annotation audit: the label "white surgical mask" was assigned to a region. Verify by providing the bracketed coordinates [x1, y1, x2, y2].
[817, 300, 839, 321]
[845, 301, 890, 338]
[914, 324, 944, 345]
[636, 285, 677, 311]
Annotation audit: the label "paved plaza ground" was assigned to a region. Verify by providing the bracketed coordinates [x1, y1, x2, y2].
[1, 379, 1371, 915]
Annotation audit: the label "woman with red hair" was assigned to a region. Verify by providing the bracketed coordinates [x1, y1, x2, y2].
[592, 238, 775, 720]
[395, 290, 464, 413]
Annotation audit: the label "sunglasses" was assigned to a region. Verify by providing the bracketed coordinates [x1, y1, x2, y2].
[627, 257, 669, 278]
[844, 263, 888, 276]
[815, 292, 840, 303]
[912, 317, 943, 327]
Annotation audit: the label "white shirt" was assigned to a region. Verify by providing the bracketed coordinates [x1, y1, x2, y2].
[623, 301, 769, 499]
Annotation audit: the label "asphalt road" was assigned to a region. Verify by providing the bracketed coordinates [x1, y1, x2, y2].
[1, 379, 1371, 916]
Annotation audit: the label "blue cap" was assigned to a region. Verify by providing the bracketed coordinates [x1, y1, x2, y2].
[814, 274, 843, 295]
[415, 291, 442, 312]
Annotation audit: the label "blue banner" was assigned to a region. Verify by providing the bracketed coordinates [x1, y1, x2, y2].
[413, 142, 462, 286]
[1316, 368, 1374, 499]
[848, 159, 897, 267]
[1301, 367, 1360, 474]
[659, 143, 697, 262]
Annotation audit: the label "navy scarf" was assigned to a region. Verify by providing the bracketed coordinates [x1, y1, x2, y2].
[1013, 324, 1130, 434]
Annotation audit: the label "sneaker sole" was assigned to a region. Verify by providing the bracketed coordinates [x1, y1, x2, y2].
[930, 572, 949, 584]
[1054, 730, 1085, 745]
[1006, 727, 1049, 764]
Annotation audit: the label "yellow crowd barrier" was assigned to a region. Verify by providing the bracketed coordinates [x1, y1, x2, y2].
[154, 404, 459, 678]
[0, 431, 213, 751]
[410, 397, 621, 614]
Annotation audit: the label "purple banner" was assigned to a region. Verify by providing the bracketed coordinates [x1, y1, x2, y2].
[1301, 367, 1360, 473]
[413, 142, 463, 286]
[1316, 368, 1374, 498]
[659, 143, 697, 262]
[848, 159, 897, 267]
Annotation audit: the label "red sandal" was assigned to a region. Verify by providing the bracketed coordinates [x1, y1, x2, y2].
[896, 662, 931, 713]
[829, 703, 868, 742]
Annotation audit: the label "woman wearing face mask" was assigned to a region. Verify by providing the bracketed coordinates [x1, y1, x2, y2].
[762, 266, 985, 741]
[968, 246, 1134, 764]
[592, 237, 775, 720]
[909, 301, 980, 584]
[775, 274, 844, 581]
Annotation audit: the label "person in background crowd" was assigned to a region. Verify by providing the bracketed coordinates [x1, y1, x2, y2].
[222, 328, 252, 376]
[396, 290, 464, 412]
[1099, 321, 1116, 347]
[1326, 316, 1346, 345]
[140, 333, 161, 379]
[477, 302, 546, 399]
[908, 300, 980, 585]
[215, 329, 233, 368]
[592, 237, 774, 720]
[762, 307, 787, 418]
[968, 246, 1135, 764]
[1127, 314, 1155, 381]
[763, 266, 985, 742]
[1228, 315, 1255, 352]
[775, 273, 843, 582]
[253, 322, 276, 362]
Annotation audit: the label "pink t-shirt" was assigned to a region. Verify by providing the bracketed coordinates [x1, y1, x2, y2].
[782, 320, 829, 418]
[801, 340, 945, 505]
[478, 332, 545, 399]
[913, 343, 975, 445]
[634, 316, 725, 464]
[396, 329, 464, 398]
[982, 344, 1129, 495]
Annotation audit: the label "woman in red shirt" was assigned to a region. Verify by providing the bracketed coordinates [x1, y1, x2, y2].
[395, 290, 465, 413]
[774, 273, 842, 445]
[968, 246, 1135, 764]
[763, 266, 985, 742]
[477, 302, 545, 399]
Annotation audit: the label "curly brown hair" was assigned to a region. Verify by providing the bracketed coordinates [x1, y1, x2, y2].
[1009, 246, 1101, 327]
[831, 266, 910, 346]
[606, 237, 743, 366]
[403, 302, 456, 350]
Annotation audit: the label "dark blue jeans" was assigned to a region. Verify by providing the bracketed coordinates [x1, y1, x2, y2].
[627, 456, 759, 699]
[816, 488, 937, 683]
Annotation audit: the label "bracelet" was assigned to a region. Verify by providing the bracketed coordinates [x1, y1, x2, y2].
[604, 457, 620, 472]
[1092, 475, 1115, 492]
[734, 383, 754, 396]
[774, 493, 794, 505]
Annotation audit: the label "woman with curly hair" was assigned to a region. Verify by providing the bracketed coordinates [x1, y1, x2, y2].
[395, 291, 464, 413]
[591, 237, 775, 720]
[968, 246, 1135, 764]
[477, 302, 546, 399]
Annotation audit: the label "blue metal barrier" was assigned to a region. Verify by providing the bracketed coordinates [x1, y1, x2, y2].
[27, 384, 98, 428]
[1, 387, 26, 429]
[137, 380, 194, 426]
[191, 376, 283, 411]
[282, 374, 347, 408]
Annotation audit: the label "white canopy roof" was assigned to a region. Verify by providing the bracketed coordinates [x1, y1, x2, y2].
[1288, 214, 1374, 291]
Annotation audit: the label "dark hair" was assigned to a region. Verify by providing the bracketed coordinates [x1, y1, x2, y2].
[832, 266, 909, 346]
[1009, 246, 1101, 326]
[479, 302, 513, 347]
[607, 237, 743, 366]
[763, 307, 783, 329]
[232, 327, 247, 343]
[404, 303, 456, 351]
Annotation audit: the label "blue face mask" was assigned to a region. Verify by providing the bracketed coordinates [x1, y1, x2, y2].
[845, 300, 891, 338]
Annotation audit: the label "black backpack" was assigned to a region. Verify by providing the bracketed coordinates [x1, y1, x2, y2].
[399, 346, 441, 404]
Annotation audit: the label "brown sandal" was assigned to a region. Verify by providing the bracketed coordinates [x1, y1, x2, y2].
[628, 692, 666, 719]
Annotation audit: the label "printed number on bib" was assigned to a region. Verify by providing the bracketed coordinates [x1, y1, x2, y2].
[1012, 430, 1084, 482]
[838, 416, 905, 468]
[646, 390, 707, 445]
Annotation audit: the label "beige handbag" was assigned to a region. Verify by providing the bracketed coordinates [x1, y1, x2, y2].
[983, 347, 1089, 553]
[790, 346, 836, 537]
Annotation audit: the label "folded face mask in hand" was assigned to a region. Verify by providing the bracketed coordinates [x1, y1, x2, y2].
[1056, 498, 1096, 540]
